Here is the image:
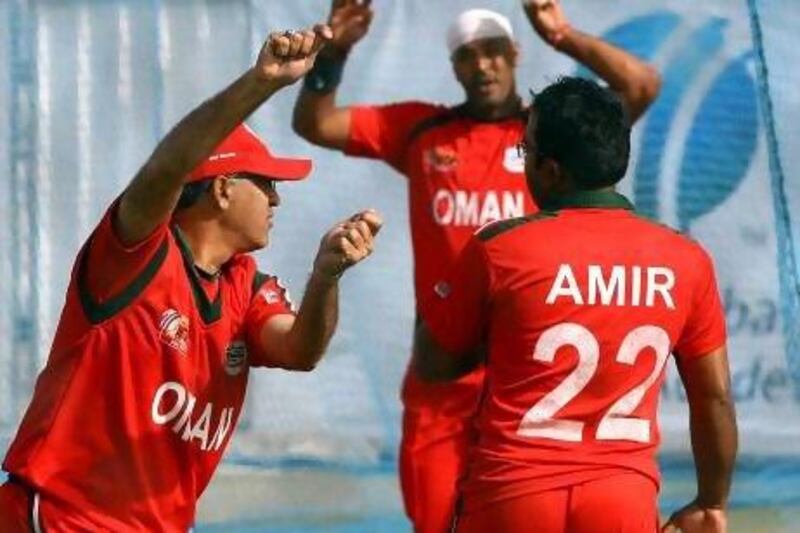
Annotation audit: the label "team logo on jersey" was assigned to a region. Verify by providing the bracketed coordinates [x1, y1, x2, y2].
[434, 281, 451, 299]
[503, 146, 525, 174]
[262, 289, 280, 304]
[258, 279, 295, 312]
[159, 309, 190, 355]
[423, 145, 458, 174]
[224, 340, 248, 376]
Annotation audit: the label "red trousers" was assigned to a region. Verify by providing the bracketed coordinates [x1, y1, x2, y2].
[456, 473, 659, 533]
[399, 368, 483, 533]
[0, 481, 35, 533]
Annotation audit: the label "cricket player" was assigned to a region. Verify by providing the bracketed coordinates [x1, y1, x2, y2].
[292, 1, 661, 530]
[415, 77, 737, 533]
[0, 24, 383, 532]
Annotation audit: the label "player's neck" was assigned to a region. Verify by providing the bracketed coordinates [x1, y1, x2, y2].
[174, 220, 235, 275]
[464, 94, 523, 122]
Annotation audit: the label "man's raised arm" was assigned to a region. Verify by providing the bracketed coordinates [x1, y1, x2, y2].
[117, 25, 331, 245]
[292, 0, 373, 150]
[523, 0, 661, 122]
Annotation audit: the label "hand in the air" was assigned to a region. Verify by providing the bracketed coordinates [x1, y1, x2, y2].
[522, 0, 571, 47]
[313, 209, 383, 281]
[255, 24, 333, 86]
[327, 0, 374, 54]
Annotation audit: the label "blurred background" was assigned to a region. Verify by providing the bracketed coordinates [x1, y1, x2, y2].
[0, 0, 798, 531]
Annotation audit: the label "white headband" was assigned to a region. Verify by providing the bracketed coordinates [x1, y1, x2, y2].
[446, 8, 514, 55]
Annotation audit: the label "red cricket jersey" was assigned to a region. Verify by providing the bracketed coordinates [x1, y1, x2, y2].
[3, 203, 294, 531]
[420, 190, 727, 512]
[346, 102, 537, 414]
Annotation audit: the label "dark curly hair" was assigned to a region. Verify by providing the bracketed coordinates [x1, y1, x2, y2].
[531, 77, 631, 189]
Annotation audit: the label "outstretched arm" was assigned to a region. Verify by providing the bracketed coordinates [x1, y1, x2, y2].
[292, 0, 374, 150]
[117, 25, 332, 246]
[523, 0, 661, 122]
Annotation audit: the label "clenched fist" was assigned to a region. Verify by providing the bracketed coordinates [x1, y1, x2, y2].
[522, 0, 571, 47]
[254, 24, 333, 86]
[327, 0, 374, 54]
[313, 209, 383, 281]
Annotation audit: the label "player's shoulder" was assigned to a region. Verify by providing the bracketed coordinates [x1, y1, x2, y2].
[626, 212, 714, 267]
[225, 254, 258, 286]
[476, 211, 559, 243]
[373, 100, 447, 118]
[403, 101, 473, 143]
[630, 212, 704, 248]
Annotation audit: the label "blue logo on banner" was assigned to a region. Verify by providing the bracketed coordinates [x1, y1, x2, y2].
[578, 12, 759, 231]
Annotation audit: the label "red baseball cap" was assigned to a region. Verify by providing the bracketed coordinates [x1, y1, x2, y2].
[187, 124, 312, 183]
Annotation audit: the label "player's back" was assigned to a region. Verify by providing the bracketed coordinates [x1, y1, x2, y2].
[464, 190, 725, 508]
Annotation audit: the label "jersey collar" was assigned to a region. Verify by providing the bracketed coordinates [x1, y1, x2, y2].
[171, 225, 223, 324]
[540, 190, 634, 212]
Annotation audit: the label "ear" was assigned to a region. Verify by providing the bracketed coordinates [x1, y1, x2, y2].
[544, 158, 576, 194]
[510, 41, 521, 68]
[209, 175, 234, 210]
[538, 158, 564, 189]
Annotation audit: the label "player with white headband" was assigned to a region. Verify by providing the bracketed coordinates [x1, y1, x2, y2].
[293, 2, 662, 531]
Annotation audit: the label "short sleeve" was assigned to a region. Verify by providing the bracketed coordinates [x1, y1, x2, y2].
[84, 199, 168, 304]
[345, 101, 444, 173]
[418, 236, 492, 354]
[244, 275, 296, 367]
[674, 246, 727, 359]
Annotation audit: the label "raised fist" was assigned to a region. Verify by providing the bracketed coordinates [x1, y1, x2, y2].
[522, 0, 571, 47]
[255, 24, 333, 85]
[327, 0, 374, 54]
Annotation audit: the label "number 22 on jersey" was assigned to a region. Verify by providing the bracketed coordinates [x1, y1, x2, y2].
[517, 323, 670, 444]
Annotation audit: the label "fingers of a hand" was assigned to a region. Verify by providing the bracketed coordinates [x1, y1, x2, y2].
[268, 32, 290, 57]
[340, 4, 372, 23]
[354, 209, 383, 234]
[338, 237, 360, 265]
[350, 221, 375, 253]
[296, 30, 318, 56]
[353, 5, 374, 23]
[331, 0, 353, 10]
[287, 31, 306, 56]
[343, 225, 366, 250]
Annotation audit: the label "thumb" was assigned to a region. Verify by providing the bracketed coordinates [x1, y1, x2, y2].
[312, 24, 333, 51]
[660, 518, 678, 533]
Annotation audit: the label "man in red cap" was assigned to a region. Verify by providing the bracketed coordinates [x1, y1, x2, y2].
[0, 24, 381, 532]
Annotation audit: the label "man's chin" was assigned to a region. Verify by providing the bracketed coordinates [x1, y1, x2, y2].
[243, 235, 269, 253]
[468, 91, 510, 111]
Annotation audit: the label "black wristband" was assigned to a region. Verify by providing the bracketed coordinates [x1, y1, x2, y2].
[304, 52, 347, 94]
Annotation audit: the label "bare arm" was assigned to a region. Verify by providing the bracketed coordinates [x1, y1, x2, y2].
[523, 0, 661, 122]
[292, 0, 373, 150]
[258, 210, 382, 371]
[663, 346, 737, 533]
[413, 322, 485, 382]
[117, 25, 332, 246]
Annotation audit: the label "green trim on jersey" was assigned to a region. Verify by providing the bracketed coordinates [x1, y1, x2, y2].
[78, 235, 169, 325]
[251, 271, 271, 300]
[540, 190, 635, 211]
[406, 104, 528, 148]
[477, 211, 557, 242]
[172, 226, 223, 324]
